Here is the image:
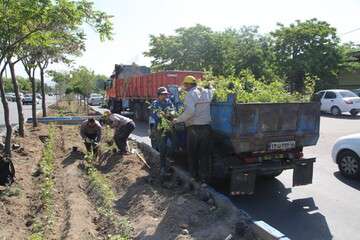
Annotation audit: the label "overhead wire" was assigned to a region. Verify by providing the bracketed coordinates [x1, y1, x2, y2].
[341, 27, 360, 36]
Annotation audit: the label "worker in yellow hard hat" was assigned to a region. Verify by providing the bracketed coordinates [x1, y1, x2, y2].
[173, 75, 214, 183]
[182, 75, 197, 85]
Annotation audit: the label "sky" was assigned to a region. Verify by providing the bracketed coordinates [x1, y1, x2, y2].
[12, 0, 360, 81]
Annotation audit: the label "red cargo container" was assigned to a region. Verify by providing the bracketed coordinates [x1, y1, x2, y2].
[107, 70, 203, 100]
[105, 70, 203, 120]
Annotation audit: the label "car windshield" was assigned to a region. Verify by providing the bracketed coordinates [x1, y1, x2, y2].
[339, 91, 357, 98]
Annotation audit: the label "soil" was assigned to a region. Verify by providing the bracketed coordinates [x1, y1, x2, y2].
[96, 143, 246, 240]
[58, 126, 248, 240]
[54, 125, 99, 240]
[0, 123, 101, 240]
[0, 126, 48, 239]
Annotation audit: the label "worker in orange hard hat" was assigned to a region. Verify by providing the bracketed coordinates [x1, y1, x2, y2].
[173, 75, 214, 183]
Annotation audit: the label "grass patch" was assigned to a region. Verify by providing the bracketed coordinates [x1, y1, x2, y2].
[84, 151, 132, 240]
[29, 126, 56, 240]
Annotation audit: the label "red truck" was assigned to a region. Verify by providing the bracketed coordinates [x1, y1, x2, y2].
[105, 65, 203, 120]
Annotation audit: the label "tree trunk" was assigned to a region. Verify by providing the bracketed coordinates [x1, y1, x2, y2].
[40, 68, 47, 117]
[9, 61, 25, 137]
[0, 65, 12, 156]
[31, 75, 37, 127]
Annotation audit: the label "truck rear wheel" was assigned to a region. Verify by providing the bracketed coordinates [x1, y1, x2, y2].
[259, 170, 283, 179]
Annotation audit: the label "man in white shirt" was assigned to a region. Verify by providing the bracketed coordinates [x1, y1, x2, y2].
[174, 75, 213, 182]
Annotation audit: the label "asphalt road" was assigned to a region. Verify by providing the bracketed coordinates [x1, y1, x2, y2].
[0, 95, 57, 127]
[232, 115, 360, 240]
[74, 106, 360, 240]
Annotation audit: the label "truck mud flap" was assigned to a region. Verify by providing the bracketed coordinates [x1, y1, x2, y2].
[293, 158, 315, 186]
[230, 169, 256, 195]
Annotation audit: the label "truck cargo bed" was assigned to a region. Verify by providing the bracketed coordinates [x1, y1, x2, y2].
[211, 96, 321, 154]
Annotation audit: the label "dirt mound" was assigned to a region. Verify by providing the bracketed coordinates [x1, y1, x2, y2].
[96, 145, 249, 240]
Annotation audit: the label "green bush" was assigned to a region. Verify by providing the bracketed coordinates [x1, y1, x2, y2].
[201, 70, 312, 103]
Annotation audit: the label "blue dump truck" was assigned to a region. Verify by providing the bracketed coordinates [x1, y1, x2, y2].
[168, 90, 321, 195]
[210, 95, 320, 195]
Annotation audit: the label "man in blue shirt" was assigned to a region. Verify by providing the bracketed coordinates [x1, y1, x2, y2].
[149, 87, 175, 177]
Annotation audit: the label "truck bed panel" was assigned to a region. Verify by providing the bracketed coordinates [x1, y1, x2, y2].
[211, 99, 320, 153]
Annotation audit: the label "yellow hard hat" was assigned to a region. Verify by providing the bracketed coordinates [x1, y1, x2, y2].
[103, 110, 111, 117]
[183, 75, 197, 85]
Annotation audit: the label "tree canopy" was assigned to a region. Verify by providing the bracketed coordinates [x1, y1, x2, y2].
[145, 20, 353, 93]
[271, 19, 342, 92]
[50, 66, 108, 96]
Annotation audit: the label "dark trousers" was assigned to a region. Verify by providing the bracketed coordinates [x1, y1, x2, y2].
[150, 127, 172, 170]
[186, 125, 212, 181]
[84, 133, 99, 153]
[159, 131, 172, 170]
[114, 121, 136, 152]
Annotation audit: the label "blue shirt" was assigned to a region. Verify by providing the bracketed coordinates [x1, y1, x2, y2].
[149, 98, 174, 126]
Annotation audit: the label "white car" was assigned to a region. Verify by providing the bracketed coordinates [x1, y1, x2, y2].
[87, 96, 104, 106]
[313, 89, 360, 116]
[5, 92, 16, 102]
[332, 134, 360, 178]
[90, 93, 102, 98]
[22, 95, 40, 105]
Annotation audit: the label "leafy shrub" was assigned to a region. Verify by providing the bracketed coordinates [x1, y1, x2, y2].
[201, 70, 312, 103]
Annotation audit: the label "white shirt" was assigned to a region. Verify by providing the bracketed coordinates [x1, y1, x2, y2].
[109, 113, 132, 129]
[176, 87, 213, 126]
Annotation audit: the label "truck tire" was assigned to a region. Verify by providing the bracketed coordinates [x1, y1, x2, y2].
[139, 102, 145, 121]
[134, 102, 142, 120]
[337, 150, 360, 178]
[259, 170, 283, 179]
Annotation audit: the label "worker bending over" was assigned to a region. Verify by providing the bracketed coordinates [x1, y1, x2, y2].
[104, 110, 136, 154]
[80, 117, 102, 154]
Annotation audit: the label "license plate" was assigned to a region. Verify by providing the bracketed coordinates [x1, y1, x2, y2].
[269, 141, 296, 150]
